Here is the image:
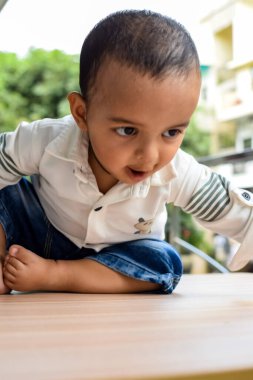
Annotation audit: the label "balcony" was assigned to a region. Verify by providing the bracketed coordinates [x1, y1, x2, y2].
[216, 75, 253, 122]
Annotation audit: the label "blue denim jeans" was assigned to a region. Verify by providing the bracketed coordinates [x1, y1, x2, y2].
[0, 178, 183, 293]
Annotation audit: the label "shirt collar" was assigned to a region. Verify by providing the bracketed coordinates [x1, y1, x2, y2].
[128, 162, 177, 199]
[150, 162, 177, 186]
[45, 115, 88, 166]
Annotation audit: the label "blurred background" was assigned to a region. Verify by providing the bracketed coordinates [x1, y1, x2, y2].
[1, 0, 253, 273]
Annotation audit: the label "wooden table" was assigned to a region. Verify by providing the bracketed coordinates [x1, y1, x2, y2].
[1, 273, 253, 380]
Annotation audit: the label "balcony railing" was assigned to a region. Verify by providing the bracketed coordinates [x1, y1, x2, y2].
[198, 148, 253, 166]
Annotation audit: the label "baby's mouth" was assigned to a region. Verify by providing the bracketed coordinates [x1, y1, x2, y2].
[127, 167, 149, 180]
[131, 169, 145, 175]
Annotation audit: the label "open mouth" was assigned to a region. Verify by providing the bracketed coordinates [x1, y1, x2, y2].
[128, 167, 148, 180]
[131, 169, 145, 175]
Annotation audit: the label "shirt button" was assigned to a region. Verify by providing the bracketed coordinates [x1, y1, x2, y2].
[94, 206, 103, 211]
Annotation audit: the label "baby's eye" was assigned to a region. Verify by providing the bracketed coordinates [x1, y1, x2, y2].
[115, 127, 136, 136]
[163, 129, 182, 138]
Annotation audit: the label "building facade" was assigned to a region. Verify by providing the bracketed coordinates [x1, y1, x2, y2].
[202, 0, 253, 191]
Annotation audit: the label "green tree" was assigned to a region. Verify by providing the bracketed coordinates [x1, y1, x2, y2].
[181, 114, 210, 158]
[0, 52, 27, 131]
[0, 48, 79, 132]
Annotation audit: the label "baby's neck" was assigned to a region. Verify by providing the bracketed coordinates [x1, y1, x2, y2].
[96, 175, 118, 194]
[88, 145, 118, 194]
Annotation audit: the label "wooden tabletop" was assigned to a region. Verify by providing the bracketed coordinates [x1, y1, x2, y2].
[1, 273, 253, 380]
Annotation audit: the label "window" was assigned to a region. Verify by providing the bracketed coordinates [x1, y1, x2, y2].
[243, 137, 252, 150]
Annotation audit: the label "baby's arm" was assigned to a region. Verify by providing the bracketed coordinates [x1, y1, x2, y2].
[171, 150, 253, 271]
[0, 118, 62, 190]
[3, 245, 160, 293]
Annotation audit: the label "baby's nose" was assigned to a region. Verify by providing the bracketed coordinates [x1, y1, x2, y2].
[135, 142, 159, 166]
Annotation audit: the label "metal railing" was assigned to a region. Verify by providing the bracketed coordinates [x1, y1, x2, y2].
[198, 148, 253, 166]
[173, 237, 229, 273]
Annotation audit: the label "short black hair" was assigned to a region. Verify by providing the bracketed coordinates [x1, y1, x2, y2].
[79, 9, 200, 100]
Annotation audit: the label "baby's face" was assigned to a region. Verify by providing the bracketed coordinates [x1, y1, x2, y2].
[83, 59, 201, 189]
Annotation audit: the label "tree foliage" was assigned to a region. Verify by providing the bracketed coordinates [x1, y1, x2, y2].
[0, 48, 79, 132]
[182, 115, 210, 158]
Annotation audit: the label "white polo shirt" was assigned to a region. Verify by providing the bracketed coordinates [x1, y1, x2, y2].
[0, 115, 253, 271]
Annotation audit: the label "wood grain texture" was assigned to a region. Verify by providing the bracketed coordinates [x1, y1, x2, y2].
[0, 273, 253, 380]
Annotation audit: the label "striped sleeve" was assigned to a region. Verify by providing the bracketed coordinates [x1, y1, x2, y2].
[0, 133, 28, 177]
[183, 172, 231, 222]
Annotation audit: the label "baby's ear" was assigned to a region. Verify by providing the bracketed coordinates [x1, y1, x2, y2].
[67, 92, 87, 131]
